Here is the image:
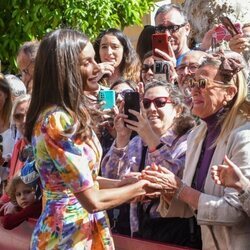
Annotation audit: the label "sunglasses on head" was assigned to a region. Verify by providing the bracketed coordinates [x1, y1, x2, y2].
[143, 97, 172, 109]
[115, 89, 134, 99]
[155, 23, 186, 34]
[14, 113, 26, 121]
[141, 64, 154, 73]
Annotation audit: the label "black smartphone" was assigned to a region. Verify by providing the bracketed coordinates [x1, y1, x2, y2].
[219, 16, 240, 37]
[124, 92, 140, 122]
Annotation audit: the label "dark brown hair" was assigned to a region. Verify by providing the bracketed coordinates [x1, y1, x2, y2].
[25, 29, 92, 142]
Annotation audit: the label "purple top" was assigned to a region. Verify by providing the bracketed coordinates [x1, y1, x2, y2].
[101, 129, 189, 234]
[193, 109, 224, 191]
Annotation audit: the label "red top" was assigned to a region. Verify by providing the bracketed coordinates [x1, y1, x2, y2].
[0, 200, 42, 230]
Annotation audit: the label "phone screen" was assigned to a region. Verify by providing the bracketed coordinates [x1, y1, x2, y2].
[152, 33, 169, 57]
[124, 92, 140, 122]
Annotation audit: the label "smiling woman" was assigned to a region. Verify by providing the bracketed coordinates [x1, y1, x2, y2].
[145, 51, 250, 249]
[101, 81, 199, 247]
[94, 28, 141, 86]
[24, 28, 160, 250]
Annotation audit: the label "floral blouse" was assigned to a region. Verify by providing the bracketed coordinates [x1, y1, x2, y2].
[31, 106, 114, 250]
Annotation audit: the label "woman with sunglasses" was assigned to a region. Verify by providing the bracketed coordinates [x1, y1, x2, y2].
[102, 81, 198, 246]
[143, 51, 250, 249]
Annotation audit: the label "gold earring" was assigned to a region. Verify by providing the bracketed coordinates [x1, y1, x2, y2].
[223, 100, 227, 106]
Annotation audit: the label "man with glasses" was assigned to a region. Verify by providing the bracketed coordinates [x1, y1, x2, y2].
[17, 41, 40, 94]
[154, 4, 190, 66]
[175, 50, 208, 106]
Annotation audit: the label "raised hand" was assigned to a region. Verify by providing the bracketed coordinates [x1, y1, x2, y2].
[211, 155, 250, 192]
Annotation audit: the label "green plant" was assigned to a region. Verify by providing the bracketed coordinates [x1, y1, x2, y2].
[0, 0, 154, 73]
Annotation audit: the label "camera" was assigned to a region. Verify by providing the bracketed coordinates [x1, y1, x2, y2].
[154, 60, 170, 82]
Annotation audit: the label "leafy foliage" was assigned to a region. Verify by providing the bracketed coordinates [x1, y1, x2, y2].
[0, 0, 154, 73]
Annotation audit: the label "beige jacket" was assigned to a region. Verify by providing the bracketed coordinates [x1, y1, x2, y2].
[158, 116, 250, 250]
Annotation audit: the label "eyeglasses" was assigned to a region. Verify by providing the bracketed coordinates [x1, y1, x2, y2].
[188, 78, 228, 90]
[143, 97, 172, 109]
[176, 63, 200, 74]
[115, 89, 134, 99]
[155, 23, 186, 34]
[141, 64, 154, 73]
[13, 113, 26, 121]
[21, 60, 33, 76]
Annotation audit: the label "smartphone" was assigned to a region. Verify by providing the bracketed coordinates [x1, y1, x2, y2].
[98, 90, 115, 110]
[154, 60, 170, 82]
[124, 92, 140, 122]
[214, 23, 241, 42]
[152, 33, 169, 57]
[219, 16, 241, 37]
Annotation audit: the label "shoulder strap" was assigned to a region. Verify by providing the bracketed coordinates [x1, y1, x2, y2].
[139, 146, 148, 172]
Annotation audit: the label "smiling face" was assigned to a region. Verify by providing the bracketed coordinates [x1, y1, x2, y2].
[79, 42, 100, 91]
[15, 182, 35, 209]
[144, 86, 178, 135]
[99, 34, 124, 68]
[155, 8, 190, 57]
[191, 65, 237, 119]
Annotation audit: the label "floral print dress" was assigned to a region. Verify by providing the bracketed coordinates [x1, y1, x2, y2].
[30, 106, 114, 250]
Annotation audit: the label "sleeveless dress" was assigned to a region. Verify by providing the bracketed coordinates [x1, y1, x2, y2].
[30, 106, 114, 250]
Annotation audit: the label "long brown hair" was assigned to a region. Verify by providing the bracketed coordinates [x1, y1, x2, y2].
[25, 29, 92, 142]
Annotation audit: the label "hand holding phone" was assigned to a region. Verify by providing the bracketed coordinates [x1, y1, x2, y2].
[98, 90, 115, 110]
[124, 92, 140, 122]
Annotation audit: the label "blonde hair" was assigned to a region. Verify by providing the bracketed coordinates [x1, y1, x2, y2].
[216, 70, 250, 144]
[10, 94, 31, 125]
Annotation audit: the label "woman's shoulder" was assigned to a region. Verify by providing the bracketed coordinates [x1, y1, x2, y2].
[39, 106, 78, 139]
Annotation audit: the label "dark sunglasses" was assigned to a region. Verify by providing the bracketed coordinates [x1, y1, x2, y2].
[155, 23, 186, 34]
[14, 113, 26, 121]
[188, 78, 225, 89]
[143, 97, 172, 109]
[115, 89, 134, 99]
[141, 64, 154, 73]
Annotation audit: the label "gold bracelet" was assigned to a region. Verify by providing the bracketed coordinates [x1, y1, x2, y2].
[174, 181, 186, 200]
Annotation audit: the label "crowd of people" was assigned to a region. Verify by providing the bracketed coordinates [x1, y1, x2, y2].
[0, 3, 250, 250]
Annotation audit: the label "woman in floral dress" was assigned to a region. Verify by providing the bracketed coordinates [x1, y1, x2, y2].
[25, 28, 160, 250]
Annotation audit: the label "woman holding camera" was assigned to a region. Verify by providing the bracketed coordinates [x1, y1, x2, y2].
[143, 51, 250, 249]
[102, 81, 199, 247]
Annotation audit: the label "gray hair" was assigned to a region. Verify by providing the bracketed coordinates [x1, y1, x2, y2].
[17, 40, 40, 62]
[154, 3, 188, 23]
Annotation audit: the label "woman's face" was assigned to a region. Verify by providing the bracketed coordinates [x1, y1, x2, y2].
[191, 65, 235, 119]
[99, 34, 124, 68]
[0, 89, 7, 111]
[14, 100, 30, 136]
[141, 56, 154, 84]
[79, 42, 100, 91]
[15, 182, 35, 209]
[144, 86, 178, 135]
[112, 83, 133, 107]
